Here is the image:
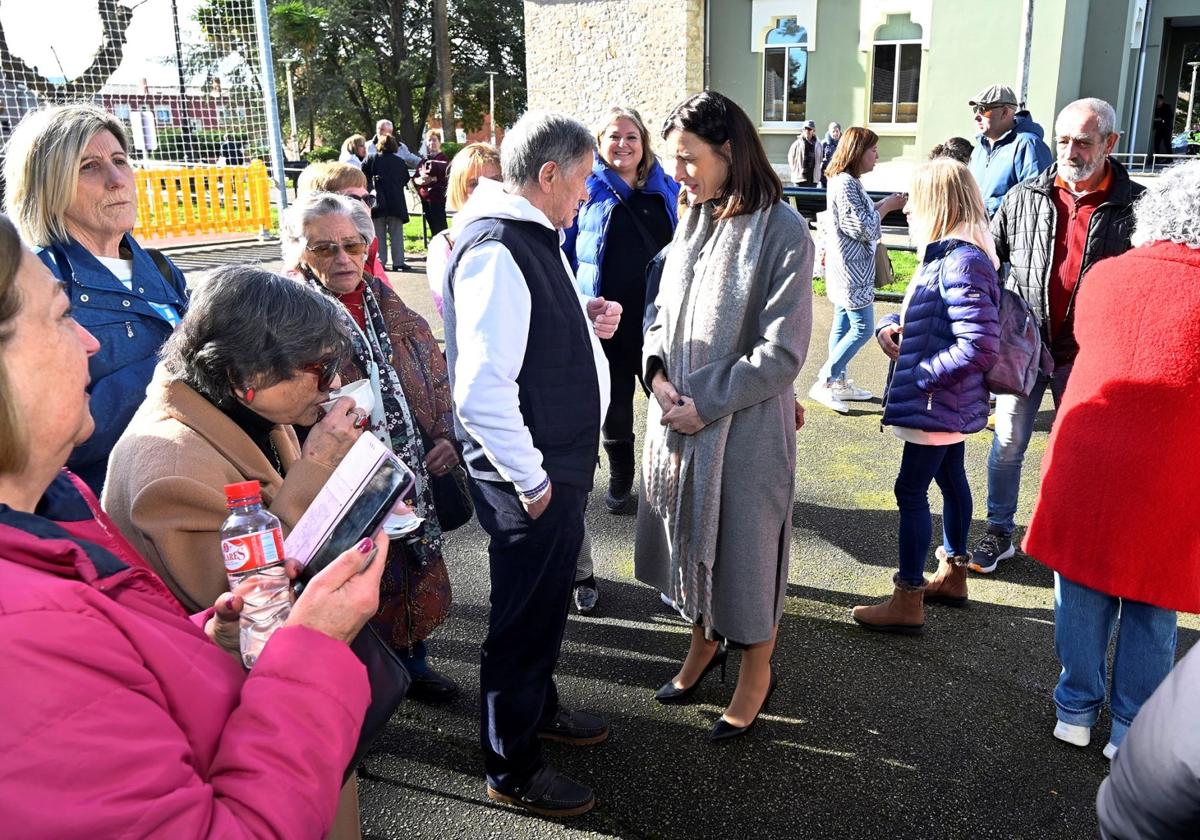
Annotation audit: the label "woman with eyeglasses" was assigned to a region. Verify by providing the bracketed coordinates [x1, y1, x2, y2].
[281, 191, 462, 704]
[102, 265, 366, 613]
[298, 161, 392, 286]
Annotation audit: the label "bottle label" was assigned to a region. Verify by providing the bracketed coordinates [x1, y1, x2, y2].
[222, 528, 285, 574]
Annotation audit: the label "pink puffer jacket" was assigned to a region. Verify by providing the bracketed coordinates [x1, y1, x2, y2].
[0, 471, 369, 838]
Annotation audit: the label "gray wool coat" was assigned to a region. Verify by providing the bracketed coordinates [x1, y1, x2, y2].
[634, 201, 814, 645]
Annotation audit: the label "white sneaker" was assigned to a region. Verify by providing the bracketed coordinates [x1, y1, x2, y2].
[1103, 741, 1118, 760]
[808, 381, 849, 414]
[1053, 721, 1091, 747]
[831, 378, 874, 402]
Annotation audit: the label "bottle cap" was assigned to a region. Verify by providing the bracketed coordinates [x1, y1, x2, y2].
[224, 480, 262, 508]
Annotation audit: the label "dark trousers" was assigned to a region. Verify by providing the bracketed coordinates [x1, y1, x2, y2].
[470, 478, 587, 790]
[894, 441, 972, 587]
[602, 350, 640, 444]
[422, 199, 448, 235]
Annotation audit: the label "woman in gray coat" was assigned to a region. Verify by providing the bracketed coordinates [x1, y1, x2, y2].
[635, 91, 813, 742]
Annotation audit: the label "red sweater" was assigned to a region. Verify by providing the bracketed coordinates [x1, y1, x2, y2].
[1047, 166, 1111, 341]
[1023, 242, 1200, 612]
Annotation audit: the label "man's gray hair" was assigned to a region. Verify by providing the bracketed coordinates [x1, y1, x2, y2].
[279, 191, 375, 269]
[1131, 158, 1200, 249]
[376, 118, 392, 134]
[501, 110, 595, 189]
[1058, 97, 1117, 137]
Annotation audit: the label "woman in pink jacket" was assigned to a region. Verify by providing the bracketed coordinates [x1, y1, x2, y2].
[0, 212, 386, 839]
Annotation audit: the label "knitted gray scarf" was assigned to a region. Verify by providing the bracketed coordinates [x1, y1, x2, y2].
[643, 201, 770, 632]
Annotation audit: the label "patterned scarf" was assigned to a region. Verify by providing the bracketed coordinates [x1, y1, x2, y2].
[642, 202, 770, 633]
[310, 273, 444, 567]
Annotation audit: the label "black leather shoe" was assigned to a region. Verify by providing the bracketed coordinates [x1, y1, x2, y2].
[537, 707, 610, 745]
[486, 764, 595, 818]
[710, 669, 778, 742]
[655, 645, 728, 705]
[407, 669, 460, 704]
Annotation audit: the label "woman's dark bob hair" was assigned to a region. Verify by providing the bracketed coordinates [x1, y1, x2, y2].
[661, 90, 782, 219]
[160, 264, 350, 405]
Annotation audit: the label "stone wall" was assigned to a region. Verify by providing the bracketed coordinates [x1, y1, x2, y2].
[523, 0, 705, 140]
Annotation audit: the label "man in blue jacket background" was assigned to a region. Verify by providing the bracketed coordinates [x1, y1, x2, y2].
[967, 84, 1053, 216]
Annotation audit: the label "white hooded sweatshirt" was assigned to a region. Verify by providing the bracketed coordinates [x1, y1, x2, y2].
[447, 178, 611, 493]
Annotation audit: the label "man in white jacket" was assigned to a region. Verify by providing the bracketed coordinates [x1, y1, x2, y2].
[442, 111, 621, 819]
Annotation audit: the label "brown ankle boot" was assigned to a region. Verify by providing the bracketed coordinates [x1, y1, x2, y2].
[851, 574, 925, 635]
[924, 547, 969, 608]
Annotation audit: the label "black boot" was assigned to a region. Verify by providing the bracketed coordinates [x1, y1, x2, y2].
[603, 439, 636, 514]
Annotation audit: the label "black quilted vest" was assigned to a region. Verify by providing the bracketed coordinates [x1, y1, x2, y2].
[443, 217, 600, 489]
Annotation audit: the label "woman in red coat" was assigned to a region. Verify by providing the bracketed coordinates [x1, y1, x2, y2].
[1023, 158, 1200, 761]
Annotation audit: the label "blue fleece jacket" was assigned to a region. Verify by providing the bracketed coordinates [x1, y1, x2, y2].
[969, 112, 1053, 216]
[562, 154, 679, 296]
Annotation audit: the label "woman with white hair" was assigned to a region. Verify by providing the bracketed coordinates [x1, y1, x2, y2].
[280, 191, 461, 704]
[2, 103, 189, 494]
[1022, 158, 1200, 761]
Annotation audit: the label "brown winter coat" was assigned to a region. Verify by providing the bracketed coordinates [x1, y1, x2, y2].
[101, 374, 333, 613]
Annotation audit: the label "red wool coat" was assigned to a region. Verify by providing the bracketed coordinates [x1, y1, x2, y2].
[1023, 241, 1200, 613]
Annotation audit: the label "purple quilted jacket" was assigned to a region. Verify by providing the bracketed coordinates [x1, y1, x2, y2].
[878, 238, 1000, 433]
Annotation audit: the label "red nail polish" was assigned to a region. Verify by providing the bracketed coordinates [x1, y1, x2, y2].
[356, 537, 374, 553]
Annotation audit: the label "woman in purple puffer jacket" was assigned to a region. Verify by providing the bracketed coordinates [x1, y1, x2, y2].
[851, 158, 1000, 635]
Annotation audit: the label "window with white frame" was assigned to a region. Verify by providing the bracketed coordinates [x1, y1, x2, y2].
[154, 105, 173, 125]
[762, 17, 808, 124]
[870, 15, 922, 124]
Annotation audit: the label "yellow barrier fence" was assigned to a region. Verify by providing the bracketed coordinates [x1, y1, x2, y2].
[133, 160, 273, 240]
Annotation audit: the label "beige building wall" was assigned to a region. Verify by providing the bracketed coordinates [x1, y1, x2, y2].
[523, 0, 705, 140]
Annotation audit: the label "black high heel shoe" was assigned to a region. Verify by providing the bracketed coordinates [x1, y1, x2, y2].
[709, 668, 778, 742]
[655, 644, 728, 705]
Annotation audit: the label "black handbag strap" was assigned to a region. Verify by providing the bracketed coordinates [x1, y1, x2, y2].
[613, 190, 664, 258]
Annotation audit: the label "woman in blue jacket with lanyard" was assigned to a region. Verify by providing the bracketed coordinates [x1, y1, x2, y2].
[563, 106, 678, 614]
[3, 104, 188, 495]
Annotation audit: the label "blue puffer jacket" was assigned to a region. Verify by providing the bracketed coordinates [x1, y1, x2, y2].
[38, 235, 188, 494]
[969, 111, 1053, 217]
[562, 154, 679, 296]
[879, 238, 1000, 433]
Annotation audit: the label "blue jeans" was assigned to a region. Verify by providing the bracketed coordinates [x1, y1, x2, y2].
[894, 442, 972, 587]
[819, 303, 874, 383]
[985, 362, 1073, 534]
[1053, 573, 1177, 747]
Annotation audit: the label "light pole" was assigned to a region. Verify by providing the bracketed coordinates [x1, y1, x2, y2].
[486, 71, 498, 145]
[282, 57, 299, 158]
[1188, 61, 1200, 135]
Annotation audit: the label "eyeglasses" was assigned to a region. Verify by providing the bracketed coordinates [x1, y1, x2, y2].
[299, 356, 342, 391]
[346, 192, 377, 209]
[305, 239, 369, 258]
[972, 104, 1000, 116]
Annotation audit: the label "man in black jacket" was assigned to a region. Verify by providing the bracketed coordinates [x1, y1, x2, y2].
[970, 97, 1145, 575]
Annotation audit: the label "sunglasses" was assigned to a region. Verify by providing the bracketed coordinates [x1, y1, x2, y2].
[305, 238, 369, 258]
[972, 104, 1003, 116]
[299, 356, 342, 391]
[346, 192, 377, 209]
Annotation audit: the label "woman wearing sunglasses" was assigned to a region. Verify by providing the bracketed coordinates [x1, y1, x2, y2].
[281, 191, 462, 705]
[102, 265, 366, 614]
[297, 161, 394, 286]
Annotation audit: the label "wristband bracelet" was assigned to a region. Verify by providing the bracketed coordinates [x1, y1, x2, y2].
[518, 477, 551, 503]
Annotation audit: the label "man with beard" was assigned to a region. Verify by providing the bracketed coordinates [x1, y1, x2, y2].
[969, 98, 1144, 577]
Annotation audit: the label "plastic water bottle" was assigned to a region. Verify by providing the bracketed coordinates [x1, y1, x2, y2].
[220, 481, 291, 668]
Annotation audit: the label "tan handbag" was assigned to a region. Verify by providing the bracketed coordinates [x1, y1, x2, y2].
[873, 242, 895, 289]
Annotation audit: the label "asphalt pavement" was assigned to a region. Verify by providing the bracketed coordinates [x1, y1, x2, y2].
[181, 245, 1199, 840]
